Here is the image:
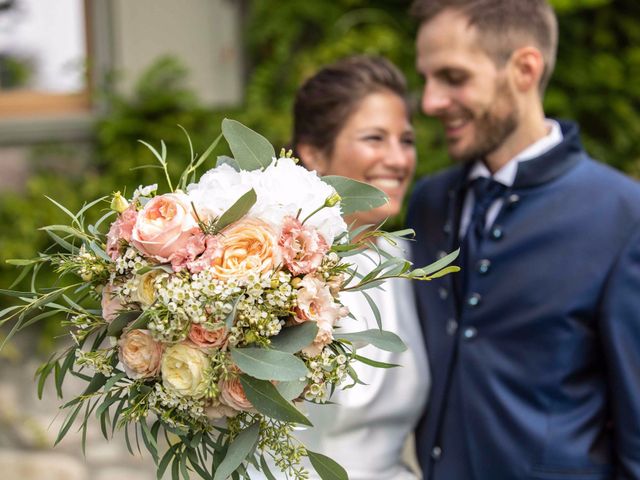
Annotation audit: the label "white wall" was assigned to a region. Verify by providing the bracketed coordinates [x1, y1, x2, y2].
[110, 0, 243, 107]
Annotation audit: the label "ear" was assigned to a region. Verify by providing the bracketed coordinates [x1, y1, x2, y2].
[509, 46, 544, 93]
[297, 143, 330, 175]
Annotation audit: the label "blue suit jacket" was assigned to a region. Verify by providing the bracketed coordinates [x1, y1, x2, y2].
[407, 121, 640, 480]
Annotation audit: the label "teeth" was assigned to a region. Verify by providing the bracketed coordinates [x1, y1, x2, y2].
[370, 178, 402, 189]
[446, 119, 466, 129]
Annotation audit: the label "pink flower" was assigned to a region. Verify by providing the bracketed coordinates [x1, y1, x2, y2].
[106, 205, 138, 260]
[219, 377, 253, 412]
[169, 230, 207, 272]
[279, 216, 329, 275]
[101, 283, 125, 322]
[185, 236, 223, 274]
[188, 323, 228, 349]
[131, 193, 201, 262]
[118, 329, 163, 379]
[294, 274, 349, 355]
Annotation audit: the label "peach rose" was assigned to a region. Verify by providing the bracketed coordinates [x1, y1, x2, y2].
[131, 193, 201, 262]
[188, 323, 228, 349]
[106, 204, 138, 260]
[279, 216, 329, 276]
[101, 283, 125, 322]
[210, 218, 281, 280]
[118, 329, 163, 379]
[219, 376, 253, 412]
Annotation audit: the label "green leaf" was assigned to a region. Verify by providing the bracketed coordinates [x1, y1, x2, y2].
[275, 379, 307, 401]
[259, 455, 278, 480]
[5, 259, 40, 266]
[239, 375, 312, 426]
[307, 450, 348, 480]
[221, 118, 276, 171]
[215, 155, 240, 171]
[322, 176, 388, 215]
[353, 354, 399, 369]
[213, 422, 260, 480]
[411, 249, 460, 277]
[231, 347, 308, 381]
[107, 311, 142, 336]
[337, 329, 407, 353]
[214, 188, 257, 232]
[54, 402, 83, 446]
[268, 322, 318, 354]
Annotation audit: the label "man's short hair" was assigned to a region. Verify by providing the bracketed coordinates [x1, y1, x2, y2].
[411, 0, 558, 92]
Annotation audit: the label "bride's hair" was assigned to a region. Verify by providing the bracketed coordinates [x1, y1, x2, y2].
[292, 55, 409, 157]
[410, 0, 558, 92]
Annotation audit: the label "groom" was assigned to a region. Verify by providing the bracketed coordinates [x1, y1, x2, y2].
[407, 1, 640, 479]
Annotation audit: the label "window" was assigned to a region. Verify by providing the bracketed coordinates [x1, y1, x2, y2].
[0, 0, 91, 117]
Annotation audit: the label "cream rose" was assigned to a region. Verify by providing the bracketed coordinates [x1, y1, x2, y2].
[210, 218, 281, 280]
[206, 399, 238, 420]
[131, 192, 200, 262]
[118, 329, 163, 379]
[161, 343, 210, 398]
[219, 377, 253, 412]
[131, 270, 162, 307]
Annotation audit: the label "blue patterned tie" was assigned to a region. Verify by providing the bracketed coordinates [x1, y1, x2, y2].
[458, 177, 506, 304]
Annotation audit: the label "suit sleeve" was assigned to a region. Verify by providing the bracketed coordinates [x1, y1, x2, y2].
[599, 222, 640, 479]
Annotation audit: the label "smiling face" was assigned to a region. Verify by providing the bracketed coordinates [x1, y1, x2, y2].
[416, 9, 520, 164]
[303, 90, 416, 227]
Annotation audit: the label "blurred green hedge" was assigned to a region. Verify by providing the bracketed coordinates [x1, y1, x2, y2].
[1, 0, 639, 338]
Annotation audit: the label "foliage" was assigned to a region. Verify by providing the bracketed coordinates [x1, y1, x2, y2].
[1, 0, 639, 338]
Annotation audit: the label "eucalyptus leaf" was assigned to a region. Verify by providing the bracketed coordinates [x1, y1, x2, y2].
[222, 119, 275, 171]
[269, 322, 318, 354]
[215, 188, 257, 232]
[239, 375, 312, 426]
[216, 155, 240, 171]
[231, 347, 308, 381]
[337, 329, 407, 353]
[275, 379, 307, 401]
[212, 422, 260, 480]
[322, 176, 388, 215]
[107, 311, 142, 337]
[307, 450, 348, 480]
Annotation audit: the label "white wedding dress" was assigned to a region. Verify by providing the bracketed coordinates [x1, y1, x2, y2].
[248, 239, 430, 480]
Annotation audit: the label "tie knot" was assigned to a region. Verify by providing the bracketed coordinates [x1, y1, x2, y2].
[470, 177, 506, 209]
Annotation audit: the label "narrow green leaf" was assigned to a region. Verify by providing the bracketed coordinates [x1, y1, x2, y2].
[158, 444, 180, 480]
[239, 375, 312, 426]
[222, 119, 275, 171]
[213, 422, 260, 480]
[36, 361, 55, 399]
[231, 348, 308, 381]
[353, 354, 399, 369]
[360, 290, 382, 330]
[337, 329, 407, 353]
[259, 455, 278, 480]
[412, 248, 460, 277]
[54, 403, 83, 446]
[322, 176, 388, 215]
[268, 322, 318, 354]
[5, 259, 40, 266]
[214, 188, 257, 232]
[424, 265, 461, 280]
[307, 450, 348, 480]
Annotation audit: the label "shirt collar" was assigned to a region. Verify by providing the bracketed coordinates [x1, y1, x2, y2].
[468, 119, 563, 187]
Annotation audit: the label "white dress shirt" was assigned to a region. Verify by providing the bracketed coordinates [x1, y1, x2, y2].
[459, 119, 564, 238]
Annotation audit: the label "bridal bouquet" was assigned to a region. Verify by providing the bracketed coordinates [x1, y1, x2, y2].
[0, 120, 458, 480]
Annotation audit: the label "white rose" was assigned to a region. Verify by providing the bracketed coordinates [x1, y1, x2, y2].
[161, 343, 210, 398]
[187, 164, 251, 221]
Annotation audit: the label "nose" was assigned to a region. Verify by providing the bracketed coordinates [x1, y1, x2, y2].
[385, 138, 414, 169]
[421, 82, 451, 116]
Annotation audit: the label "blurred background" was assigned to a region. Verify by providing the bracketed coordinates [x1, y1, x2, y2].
[0, 0, 638, 478]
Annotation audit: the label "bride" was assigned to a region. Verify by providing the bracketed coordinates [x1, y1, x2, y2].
[252, 55, 430, 480]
